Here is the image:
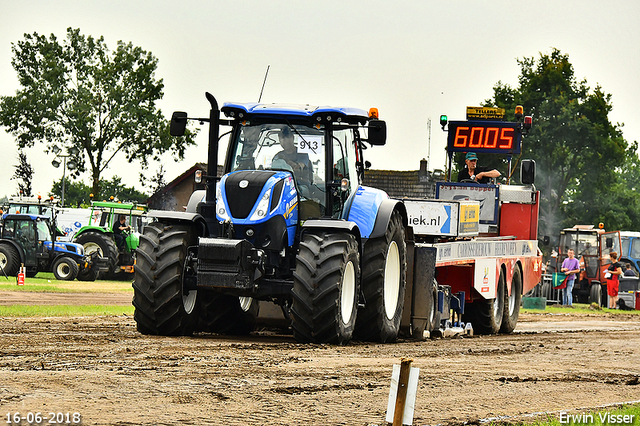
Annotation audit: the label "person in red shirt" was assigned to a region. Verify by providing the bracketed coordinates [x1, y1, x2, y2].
[606, 251, 623, 309]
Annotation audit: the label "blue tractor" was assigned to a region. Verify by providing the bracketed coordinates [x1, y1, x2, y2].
[0, 214, 107, 281]
[133, 93, 426, 344]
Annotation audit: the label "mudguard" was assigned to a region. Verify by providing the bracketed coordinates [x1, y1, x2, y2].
[147, 210, 208, 236]
[369, 199, 408, 239]
[346, 186, 389, 239]
[300, 219, 362, 247]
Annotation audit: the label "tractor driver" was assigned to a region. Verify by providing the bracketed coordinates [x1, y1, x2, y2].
[457, 152, 501, 184]
[272, 127, 313, 185]
[113, 215, 130, 251]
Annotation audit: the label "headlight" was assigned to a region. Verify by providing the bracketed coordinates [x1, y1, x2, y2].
[250, 188, 271, 221]
[216, 184, 230, 220]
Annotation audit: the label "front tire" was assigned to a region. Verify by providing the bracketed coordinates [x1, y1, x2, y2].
[466, 268, 506, 335]
[291, 231, 360, 344]
[74, 231, 118, 277]
[77, 267, 100, 282]
[52, 256, 79, 281]
[500, 266, 522, 334]
[132, 222, 199, 336]
[355, 210, 407, 343]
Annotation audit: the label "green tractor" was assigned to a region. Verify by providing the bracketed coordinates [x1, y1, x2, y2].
[72, 201, 147, 279]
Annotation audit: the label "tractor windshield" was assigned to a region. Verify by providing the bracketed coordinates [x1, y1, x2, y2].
[229, 123, 326, 208]
[230, 123, 325, 181]
[229, 122, 360, 218]
[35, 219, 52, 242]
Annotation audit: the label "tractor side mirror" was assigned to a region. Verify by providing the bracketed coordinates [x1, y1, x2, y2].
[521, 159, 536, 184]
[543, 236, 550, 246]
[170, 111, 188, 136]
[606, 237, 613, 249]
[367, 120, 386, 146]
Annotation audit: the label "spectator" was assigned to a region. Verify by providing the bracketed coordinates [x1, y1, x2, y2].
[560, 249, 580, 307]
[623, 263, 637, 277]
[605, 252, 623, 309]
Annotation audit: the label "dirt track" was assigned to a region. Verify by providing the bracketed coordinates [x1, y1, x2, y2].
[1, 292, 640, 425]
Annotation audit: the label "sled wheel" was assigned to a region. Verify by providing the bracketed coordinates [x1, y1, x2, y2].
[500, 266, 522, 334]
[467, 267, 506, 335]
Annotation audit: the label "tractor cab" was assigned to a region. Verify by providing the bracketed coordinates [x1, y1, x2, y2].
[219, 103, 385, 224]
[1, 214, 54, 268]
[557, 225, 621, 304]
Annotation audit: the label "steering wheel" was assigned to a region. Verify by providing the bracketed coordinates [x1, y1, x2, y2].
[460, 179, 475, 183]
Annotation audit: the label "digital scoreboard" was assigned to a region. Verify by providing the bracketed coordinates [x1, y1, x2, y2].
[446, 120, 522, 155]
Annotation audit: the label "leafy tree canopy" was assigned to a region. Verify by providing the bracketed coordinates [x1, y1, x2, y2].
[0, 28, 197, 198]
[50, 176, 148, 208]
[483, 48, 639, 240]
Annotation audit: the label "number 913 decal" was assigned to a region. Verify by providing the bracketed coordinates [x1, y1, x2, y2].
[447, 121, 521, 155]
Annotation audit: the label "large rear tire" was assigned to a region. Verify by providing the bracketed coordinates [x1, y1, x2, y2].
[198, 292, 259, 335]
[52, 256, 79, 281]
[355, 210, 407, 342]
[74, 231, 118, 277]
[466, 268, 506, 335]
[0, 244, 20, 276]
[500, 266, 522, 334]
[291, 231, 360, 344]
[132, 222, 199, 336]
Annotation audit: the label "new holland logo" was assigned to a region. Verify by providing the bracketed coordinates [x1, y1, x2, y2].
[239, 180, 249, 188]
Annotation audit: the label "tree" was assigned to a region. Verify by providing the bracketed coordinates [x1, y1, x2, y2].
[485, 48, 634, 237]
[0, 28, 197, 198]
[11, 150, 34, 196]
[50, 176, 148, 207]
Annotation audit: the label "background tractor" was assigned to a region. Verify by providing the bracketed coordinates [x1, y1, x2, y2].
[0, 213, 107, 280]
[73, 201, 146, 279]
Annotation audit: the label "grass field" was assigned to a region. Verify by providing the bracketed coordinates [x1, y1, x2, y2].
[527, 404, 640, 426]
[522, 302, 640, 316]
[0, 272, 133, 293]
[0, 304, 134, 316]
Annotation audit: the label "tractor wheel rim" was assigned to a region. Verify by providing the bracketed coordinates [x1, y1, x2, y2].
[83, 242, 103, 257]
[239, 296, 253, 312]
[182, 289, 197, 314]
[57, 263, 70, 279]
[341, 261, 356, 324]
[384, 241, 401, 320]
[508, 288, 516, 316]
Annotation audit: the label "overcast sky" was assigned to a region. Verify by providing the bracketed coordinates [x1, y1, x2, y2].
[1, 0, 639, 201]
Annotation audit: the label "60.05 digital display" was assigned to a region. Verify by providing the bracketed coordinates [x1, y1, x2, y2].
[446, 121, 522, 155]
